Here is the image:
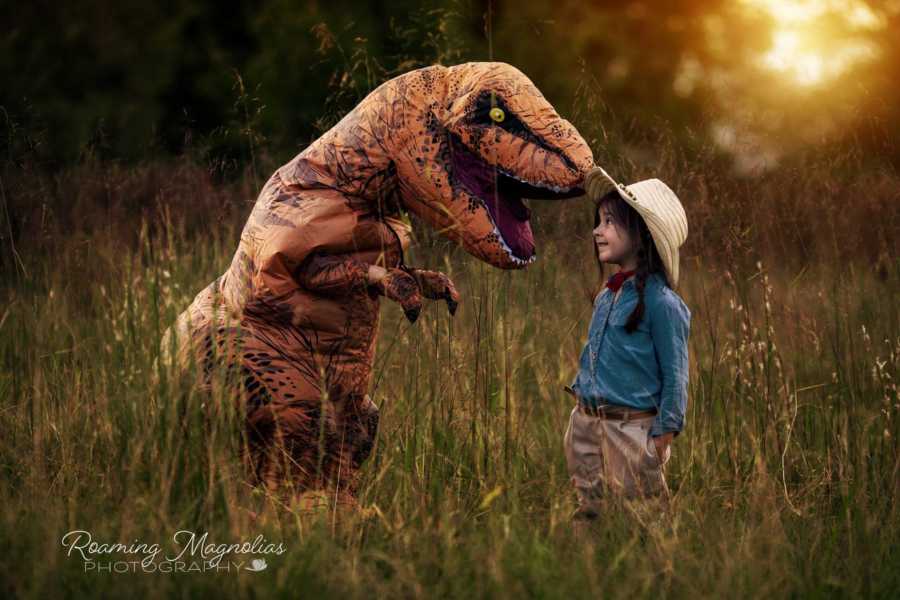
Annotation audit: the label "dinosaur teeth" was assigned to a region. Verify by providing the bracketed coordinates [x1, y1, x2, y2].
[491, 223, 537, 266]
[496, 168, 572, 193]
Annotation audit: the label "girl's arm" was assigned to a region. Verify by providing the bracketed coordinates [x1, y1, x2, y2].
[649, 293, 692, 438]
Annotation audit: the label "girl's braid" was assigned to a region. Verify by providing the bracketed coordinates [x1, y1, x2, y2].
[624, 228, 656, 333]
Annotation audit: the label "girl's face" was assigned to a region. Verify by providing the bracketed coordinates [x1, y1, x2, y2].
[594, 204, 639, 270]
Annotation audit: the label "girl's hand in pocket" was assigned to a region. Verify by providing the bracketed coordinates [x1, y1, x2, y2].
[653, 432, 674, 461]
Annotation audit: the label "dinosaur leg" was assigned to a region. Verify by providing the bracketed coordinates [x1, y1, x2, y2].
[230, 249, 384, 503]
[184, 256, 457, 503]
[242, 381, 380, 505]
[186, 325, 352, 500]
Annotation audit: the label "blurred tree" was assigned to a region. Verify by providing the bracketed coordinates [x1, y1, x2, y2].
[2, 0, 192, 163]
[1, 0, 897, 169]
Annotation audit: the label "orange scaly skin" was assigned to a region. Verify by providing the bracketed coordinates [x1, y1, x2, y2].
[165, 62, 593, 499]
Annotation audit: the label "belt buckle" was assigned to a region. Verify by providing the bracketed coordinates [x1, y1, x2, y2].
[581, 402, 602, 418]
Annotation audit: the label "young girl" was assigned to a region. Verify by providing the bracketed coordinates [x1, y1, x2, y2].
[564, 167, 690, 518]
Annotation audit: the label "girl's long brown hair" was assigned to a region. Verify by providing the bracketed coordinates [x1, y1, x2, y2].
[594, 190, 669, 334]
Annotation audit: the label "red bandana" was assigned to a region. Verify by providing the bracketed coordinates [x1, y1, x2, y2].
[606, 269, 636, 293]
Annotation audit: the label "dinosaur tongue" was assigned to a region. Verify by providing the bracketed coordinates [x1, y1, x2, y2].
[450, 138, 535, 260]
[483, 191, 535, 260]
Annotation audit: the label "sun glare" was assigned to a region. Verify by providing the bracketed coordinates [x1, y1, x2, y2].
[745, 0, 881, 87]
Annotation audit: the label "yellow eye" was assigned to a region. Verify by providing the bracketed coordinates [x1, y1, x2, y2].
[489, 107, 505, 123]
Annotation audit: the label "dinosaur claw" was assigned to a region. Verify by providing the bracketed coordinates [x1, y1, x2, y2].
[405, 308, 421, 323]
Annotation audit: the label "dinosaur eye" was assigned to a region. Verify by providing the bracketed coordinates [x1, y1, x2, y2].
[489, 107, 505, 123]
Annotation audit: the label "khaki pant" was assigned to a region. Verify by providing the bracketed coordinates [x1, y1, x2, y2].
[563, 405, 670, 510]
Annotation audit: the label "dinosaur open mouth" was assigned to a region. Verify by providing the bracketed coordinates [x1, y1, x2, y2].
[449, 135, 583, 263]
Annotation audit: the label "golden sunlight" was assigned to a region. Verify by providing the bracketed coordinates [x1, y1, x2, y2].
[744, 0, 882, 87]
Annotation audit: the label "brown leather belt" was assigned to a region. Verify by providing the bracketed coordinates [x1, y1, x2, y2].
[577, 404, 657, 420]
[564, 386, 657, 421]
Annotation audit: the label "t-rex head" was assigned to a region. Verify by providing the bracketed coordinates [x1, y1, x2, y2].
[279, 62, 593, 269]
[384, 62, 594, 268]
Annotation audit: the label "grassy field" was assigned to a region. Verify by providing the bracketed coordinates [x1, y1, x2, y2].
[1, 148, 898, 598]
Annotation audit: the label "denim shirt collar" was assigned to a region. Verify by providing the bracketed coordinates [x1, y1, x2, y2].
[613, 271, 665, 295]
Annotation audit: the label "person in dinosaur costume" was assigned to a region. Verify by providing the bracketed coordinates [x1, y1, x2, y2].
[165, 61, 594, 503]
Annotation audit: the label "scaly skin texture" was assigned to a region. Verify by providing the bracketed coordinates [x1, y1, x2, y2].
[164, 62, 593, 500]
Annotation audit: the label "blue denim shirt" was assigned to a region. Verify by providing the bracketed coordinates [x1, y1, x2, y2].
[571, 272, 691, 437]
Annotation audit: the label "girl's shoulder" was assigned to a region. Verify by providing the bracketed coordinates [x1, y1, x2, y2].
[593, 286, 611, 305]
[645, 276, 691, 321]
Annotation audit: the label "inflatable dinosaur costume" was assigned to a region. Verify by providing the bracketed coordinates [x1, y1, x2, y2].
[166, 62, 593, 500]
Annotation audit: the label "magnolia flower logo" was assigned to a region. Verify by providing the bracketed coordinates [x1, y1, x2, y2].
[245, 558, 267, 572]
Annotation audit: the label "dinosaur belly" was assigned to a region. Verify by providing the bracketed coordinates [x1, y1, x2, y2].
[171, 171, 409, 406]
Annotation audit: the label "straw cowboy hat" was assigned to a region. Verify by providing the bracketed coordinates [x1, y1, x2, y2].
[584, 166, 688, 288]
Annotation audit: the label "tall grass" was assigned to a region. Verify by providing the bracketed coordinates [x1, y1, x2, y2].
[1, 140, 898, 598]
